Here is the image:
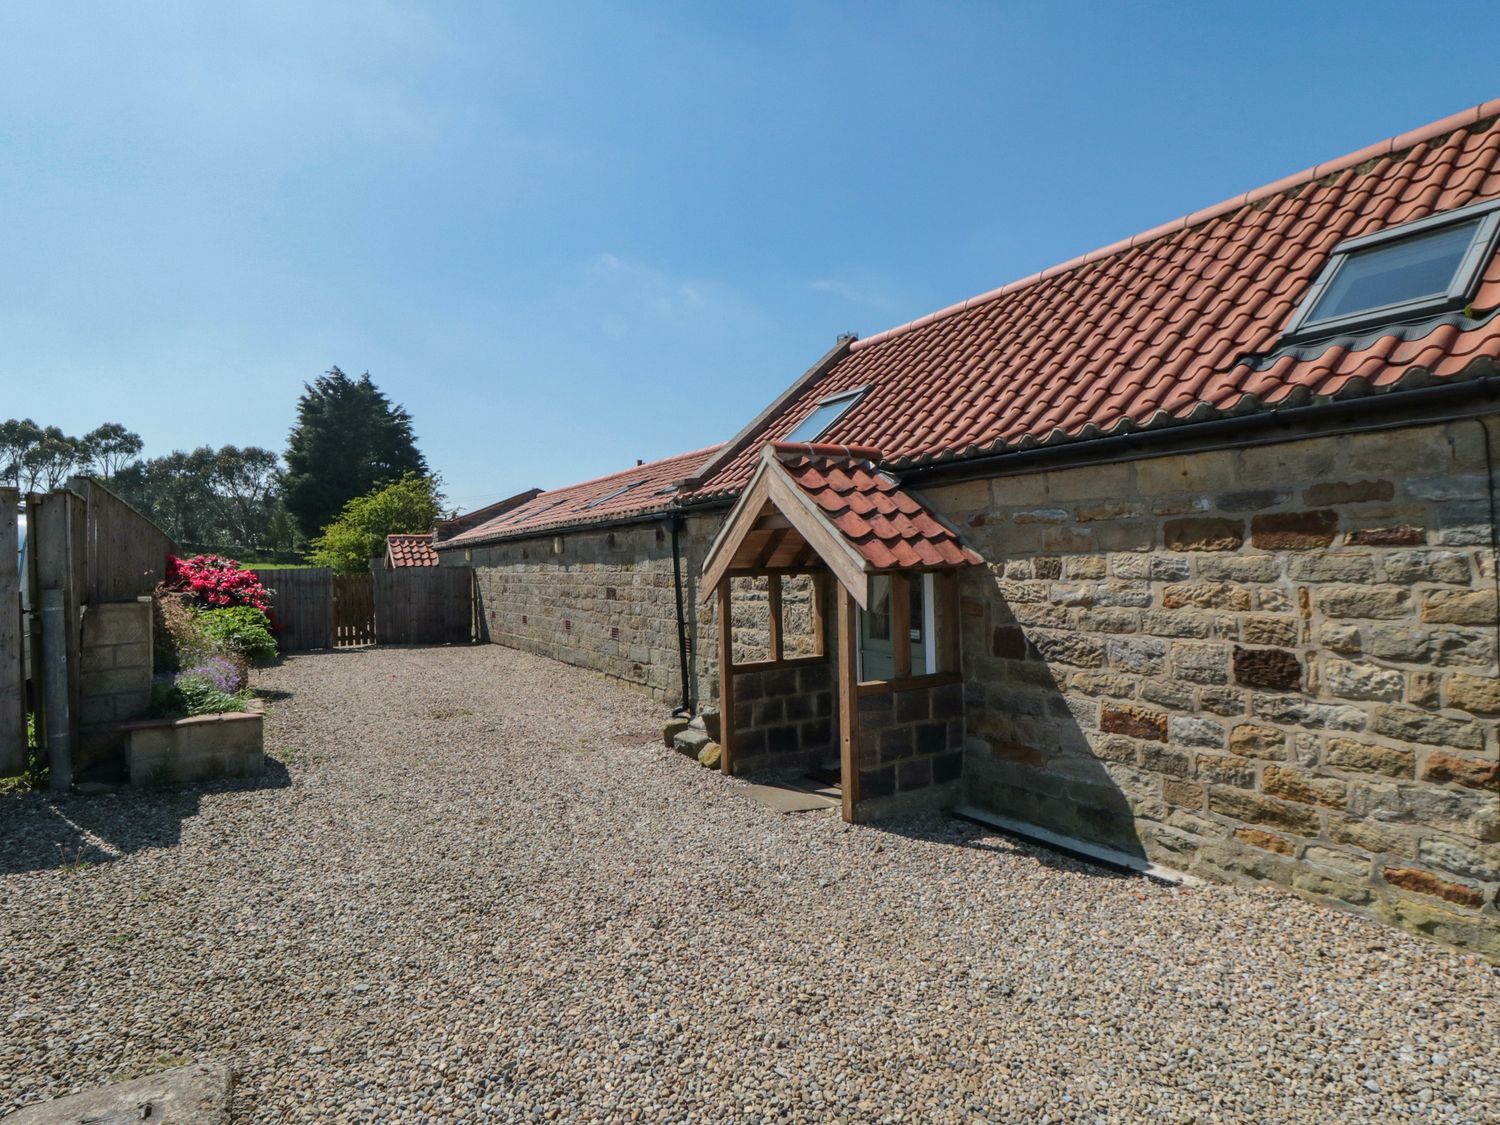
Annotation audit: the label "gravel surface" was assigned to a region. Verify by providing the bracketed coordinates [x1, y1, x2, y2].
[2, 644, 1498, 1123]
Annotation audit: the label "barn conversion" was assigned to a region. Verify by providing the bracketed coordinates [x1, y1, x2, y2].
[438, 100, 1500, 955]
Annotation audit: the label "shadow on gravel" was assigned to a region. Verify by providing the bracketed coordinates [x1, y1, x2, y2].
[863, 815, 1139, 881]
[0, 760, 291, 875]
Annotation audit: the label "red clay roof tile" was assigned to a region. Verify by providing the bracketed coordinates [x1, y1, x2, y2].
[689, 103, 1500, 500]
[386, 534, 440, 568]
[770, 443, 982, 571]
[442, 445, 722, 548]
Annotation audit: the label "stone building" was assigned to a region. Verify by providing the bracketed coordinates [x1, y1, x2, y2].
[440, 100, 1500, 955]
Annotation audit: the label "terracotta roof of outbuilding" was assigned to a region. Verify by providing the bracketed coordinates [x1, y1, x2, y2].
[440, 444, 723, 548]
[386, 533, 440, 567]
[689, 99, 1500, 500]
[771, 443, 983, 570]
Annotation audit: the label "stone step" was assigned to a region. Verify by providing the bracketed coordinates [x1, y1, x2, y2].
[673, 728, 710, 757]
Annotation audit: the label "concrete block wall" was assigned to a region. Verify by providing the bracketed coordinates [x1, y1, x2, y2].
[126, 711, 264, 786]
[926, 418, 1499, 955]
[730, 661, 835, 774]
[77, 598, 154, 772]
[856, 680, 965, 814]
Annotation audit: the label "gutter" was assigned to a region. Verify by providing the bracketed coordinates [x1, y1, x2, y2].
[669, 514, 694, 716]
[901, 373, 1500, 489]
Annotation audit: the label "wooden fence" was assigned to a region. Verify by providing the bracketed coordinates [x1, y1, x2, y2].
[373, 567, 475, 645]
[2, 479, 176, 787]
[251, 567, 334, 652]
[67, 476, 175, 602]
[252, 566, 474, 650]
[1, 488, 23, 772]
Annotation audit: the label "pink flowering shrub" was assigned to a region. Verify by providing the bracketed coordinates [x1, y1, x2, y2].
[162, 554, 272, 613]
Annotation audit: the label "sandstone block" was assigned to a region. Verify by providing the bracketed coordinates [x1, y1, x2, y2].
[1198, 686, 1246, 716]
[1196, 554, 1281, 582]
[1250, 510, 1337, 550]
[1317, 586, 1411, 620]
[1170, 716, 1225, 748]
[1250, 694, 1366, 731]
[1163, 517, 1244, 552]
[1371, 706, 1482, 751]
[1324, 737, 1414, 778]
[697, 741, 722, 769]
[1322, 658, 1404, 702]
[663, 718, 690, 748]
[1196, 754, 1256, 789]
[1162, 777, 1205, 807]
[1139, 743, 1192, 776]
[1172, 641, 1230, 685]
[1421, 750, 1498, 790]
[1219, 488, 1289, 512]
[1241, 615, 1297, 647]
[1302, 845, 1371, 874]
[1029, 630, 1106, 668]
[1291, 870, 1375, 907]
[1421, 589, 1497, 625]
[1107, 637, 1167, 674]
[1208, 787, 1321, 836]
[1287, 552, 1375, 583]
[1229, 724, 1287, 760]
[1367, 624, 1494, 667]
[1162, 582, 1251, 611]
[1381, 867, 1485, 908]
[1304, 479, 1394, 505]
[1263, 765, 1347, 809]
[1232, 646, 1302, 691]
[1318, 623, 1362, 654]
[1444, 671, 1500, 715]
[1325, 813, 1410, 857]
[1140, 680, 1194, 709]
[1100, 703, 1168, 742]
[1382, 550, 1471, 585]
[1417, 837, 1497, 882]
[1234, 826, 1294, 855]
[1346, 524, 1424, 547]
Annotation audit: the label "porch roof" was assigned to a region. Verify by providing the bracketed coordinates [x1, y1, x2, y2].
[701, 441, 982, 607]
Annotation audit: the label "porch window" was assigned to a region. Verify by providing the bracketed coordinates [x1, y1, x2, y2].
[858, 573, 947, 683]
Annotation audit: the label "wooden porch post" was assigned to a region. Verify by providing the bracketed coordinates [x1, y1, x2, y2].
[837, 587, 860, 823]
[716, 579, 735, 776]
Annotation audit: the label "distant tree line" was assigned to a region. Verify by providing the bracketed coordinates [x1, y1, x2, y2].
[4, 365, 434, 564]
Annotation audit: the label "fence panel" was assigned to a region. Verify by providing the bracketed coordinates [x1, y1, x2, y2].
[68, 476, 176, 602]
[0, 488, 23, 772]
[334, 573, 375, 646]
[374, 567, 475, 645]
[252, 567, 334, 652]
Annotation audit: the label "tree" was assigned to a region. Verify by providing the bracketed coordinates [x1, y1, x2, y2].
[282, 367, 427, 540]
[308, 473, 444, 573]
[0, 419, 42, 488]
[21, 426, 85, 490]
[113, 444, 287, 552]
[81, 423, 144, 479]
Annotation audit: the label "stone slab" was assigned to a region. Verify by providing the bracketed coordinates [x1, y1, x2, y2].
[739, 780, 840, 813]
[2, 1062, 232, 1124]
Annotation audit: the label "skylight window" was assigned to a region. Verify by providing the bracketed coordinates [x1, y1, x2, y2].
[585, 482, 640, 509]
[783, 387, 867, 445]
[1285, 198, 1500, 338]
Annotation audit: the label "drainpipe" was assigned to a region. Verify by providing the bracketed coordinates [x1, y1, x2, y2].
[670, 514, 695, 717]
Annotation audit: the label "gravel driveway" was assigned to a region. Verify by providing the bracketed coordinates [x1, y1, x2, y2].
[2, 645, 1498, 1123]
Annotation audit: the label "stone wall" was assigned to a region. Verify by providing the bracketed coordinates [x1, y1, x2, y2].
[856, 679, 965, 814]
[458, 513, 724, 706]
[926, 417, 1499, 954]
[730, 660, 835, 774]
[77, 598, 154, 772]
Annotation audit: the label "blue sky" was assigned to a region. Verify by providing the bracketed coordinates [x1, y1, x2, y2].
[2, 2, 1495, 514]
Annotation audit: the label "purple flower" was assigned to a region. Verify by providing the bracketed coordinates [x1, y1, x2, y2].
[177, 656, 244, 694]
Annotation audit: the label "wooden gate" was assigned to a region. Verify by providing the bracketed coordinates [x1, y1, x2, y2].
[250, 566, 473, 650]
[373, 567, 475, 645]
[334, 573, 375, 646]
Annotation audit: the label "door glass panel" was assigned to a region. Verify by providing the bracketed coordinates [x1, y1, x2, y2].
[859, 576, 894, 680]
[908, 576, 926, 675]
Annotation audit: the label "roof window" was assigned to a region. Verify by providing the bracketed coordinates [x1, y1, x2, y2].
[1285, 198, 1500, 339]
[584, 482, 640, 510]
[783, 387, 867, 445]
